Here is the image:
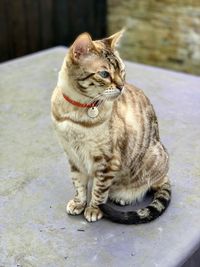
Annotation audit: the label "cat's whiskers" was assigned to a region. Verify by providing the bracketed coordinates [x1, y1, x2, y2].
[102, 89, 121, 101]
[79, 93, 105, 116]
[78, 89, 119, 118]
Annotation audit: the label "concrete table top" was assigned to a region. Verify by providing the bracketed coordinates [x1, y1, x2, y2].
[0, 47, 200, 267]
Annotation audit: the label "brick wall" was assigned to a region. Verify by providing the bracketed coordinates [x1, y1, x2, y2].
[108, 0, 200, 75]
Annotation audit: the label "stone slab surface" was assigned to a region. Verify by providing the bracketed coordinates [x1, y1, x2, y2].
[0, 47, 200, 267]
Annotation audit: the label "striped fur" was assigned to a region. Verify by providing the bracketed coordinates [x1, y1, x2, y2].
[51, 31, 171, 224]
[100, 182, 171, 224]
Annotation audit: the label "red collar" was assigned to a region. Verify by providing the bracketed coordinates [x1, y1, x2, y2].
[62, 93, 97, 108]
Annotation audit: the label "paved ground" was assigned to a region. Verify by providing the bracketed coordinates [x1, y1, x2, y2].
[0, 47, 200, 267]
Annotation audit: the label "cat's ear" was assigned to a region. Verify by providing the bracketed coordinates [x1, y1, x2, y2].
[71, 33, 95, 61]
[103, 29, 125, 50]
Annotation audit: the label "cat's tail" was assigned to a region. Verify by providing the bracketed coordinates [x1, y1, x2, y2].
[99, 182, 171, 224]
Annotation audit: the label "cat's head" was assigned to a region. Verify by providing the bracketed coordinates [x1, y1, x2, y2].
[66, 30, 125, 101]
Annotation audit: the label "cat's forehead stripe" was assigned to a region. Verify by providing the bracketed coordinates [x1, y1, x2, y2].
[102, 50, 123, 71]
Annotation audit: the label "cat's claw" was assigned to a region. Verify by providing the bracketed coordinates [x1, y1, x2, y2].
[84, 206, 103, 222]
[66, 199, 86, 215]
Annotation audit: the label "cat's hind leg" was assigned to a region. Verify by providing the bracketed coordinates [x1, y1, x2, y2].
[108, 184, 148, 206]
[111, 198, 129, 206]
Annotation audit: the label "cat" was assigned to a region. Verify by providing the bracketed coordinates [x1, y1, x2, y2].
[51, 31, 171, 224]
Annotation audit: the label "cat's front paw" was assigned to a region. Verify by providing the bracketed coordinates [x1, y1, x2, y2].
[84, 206, 103, 222]
[66, 199, 86, 215]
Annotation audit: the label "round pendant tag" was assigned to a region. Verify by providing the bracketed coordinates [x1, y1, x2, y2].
[87, 107, 99, 118]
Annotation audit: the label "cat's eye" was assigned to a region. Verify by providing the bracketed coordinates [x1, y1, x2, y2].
[98, 70, 110, 79]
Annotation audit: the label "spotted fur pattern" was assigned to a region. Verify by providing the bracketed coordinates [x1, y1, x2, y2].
[51, 31, 171, 224]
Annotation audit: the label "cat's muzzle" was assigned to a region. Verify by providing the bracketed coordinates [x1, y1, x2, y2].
[104, 87, 124, 100]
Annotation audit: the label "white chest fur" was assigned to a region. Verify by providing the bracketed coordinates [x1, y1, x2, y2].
[54, 119, 110, 176]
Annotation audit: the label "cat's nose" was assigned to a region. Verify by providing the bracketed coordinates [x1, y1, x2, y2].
[116, 85, 124, 92]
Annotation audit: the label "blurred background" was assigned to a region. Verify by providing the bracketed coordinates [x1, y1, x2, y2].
[0, 0, 106, 61]
[1, 0, 200, 75]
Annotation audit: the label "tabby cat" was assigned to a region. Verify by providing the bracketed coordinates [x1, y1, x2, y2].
[51, 31, 171, 224]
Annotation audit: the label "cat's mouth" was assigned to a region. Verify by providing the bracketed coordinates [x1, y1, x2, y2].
[103, 88, 123, 100]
